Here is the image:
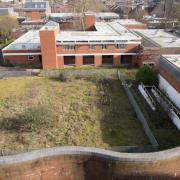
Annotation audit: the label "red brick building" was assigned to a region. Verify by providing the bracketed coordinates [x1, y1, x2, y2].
[135, 29, 180, 67]
[2, 13, 180, 70]
[2, 13, 142, 69]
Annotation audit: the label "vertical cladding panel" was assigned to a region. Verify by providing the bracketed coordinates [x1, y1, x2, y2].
[40, 29, 58, 69]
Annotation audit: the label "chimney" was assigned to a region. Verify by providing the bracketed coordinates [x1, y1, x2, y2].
[84, 13, 96, 31]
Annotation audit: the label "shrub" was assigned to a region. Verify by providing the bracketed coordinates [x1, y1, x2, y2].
[136, 65, 159, 86]
[59, 73, 67, 82]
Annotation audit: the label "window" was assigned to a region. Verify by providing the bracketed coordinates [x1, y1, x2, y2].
[64, 45, 75, 50]
[41, 4, 45, 8]
[28, 55, 34, 61]
[102, 44, 107, 49]
[89, 44, 94, 50]
[115, 44, 127, 49]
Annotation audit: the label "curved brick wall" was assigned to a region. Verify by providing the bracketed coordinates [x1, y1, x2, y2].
[0, 146, 180, 179]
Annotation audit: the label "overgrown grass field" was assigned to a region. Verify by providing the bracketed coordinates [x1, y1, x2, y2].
[0, 68, 149, 151]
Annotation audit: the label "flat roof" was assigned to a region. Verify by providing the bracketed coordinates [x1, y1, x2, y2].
[56, 21, 141, 43]
[3, 20, 141, 51]
[136, 29, 180, 48]
[2, 31, 40, 51]
[162, 55, 180, 69]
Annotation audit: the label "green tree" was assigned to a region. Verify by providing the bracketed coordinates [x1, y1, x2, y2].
[136, 65, 159, 86]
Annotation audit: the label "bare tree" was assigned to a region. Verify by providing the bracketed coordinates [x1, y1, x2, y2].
[0, 16, 18, 45]
[172, 3, 180, 25]
[68, 0, 106, 30]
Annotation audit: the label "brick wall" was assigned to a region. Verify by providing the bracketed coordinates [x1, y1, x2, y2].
[84, 14, 96, 31]
[56, 43, 139, 68]
[39, 25, 59, 69]
[3, 55, 40, 65]
[57, 43, 139, 55]
[0, 147, 180, 179]
[137, 47, 160, 67]
[25, 11, 48, 21]
[125, 24, 147, 30]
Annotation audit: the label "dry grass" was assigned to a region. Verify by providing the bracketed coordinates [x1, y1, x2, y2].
[0, 69, 149, 151]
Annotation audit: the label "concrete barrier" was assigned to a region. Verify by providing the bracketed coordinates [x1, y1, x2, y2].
[0, 69, 40, 78]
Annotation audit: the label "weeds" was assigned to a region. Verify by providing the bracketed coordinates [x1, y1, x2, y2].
[0, 105, 53, 132]
[0, 69, 149, 151]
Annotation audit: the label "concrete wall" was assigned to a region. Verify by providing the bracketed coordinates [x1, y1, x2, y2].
[0, 146, 180, 179]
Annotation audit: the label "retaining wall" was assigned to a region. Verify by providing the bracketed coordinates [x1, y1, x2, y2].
[118, 71, 159, 148]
